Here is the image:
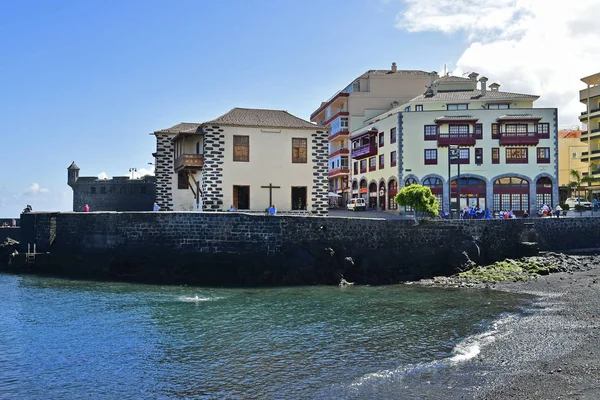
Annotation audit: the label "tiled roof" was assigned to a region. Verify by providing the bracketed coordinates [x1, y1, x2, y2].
[433, 75, 472, 84]
[155, 123, 201, 134]
[559, 129, 582, 138]
[434, 115, 479, 122]
[410, 89, 538, 103]
[67, 161, 80, 170]
[497, 114, 543, 121]
[362, 69, 432, 77]
[202, 107, 320, 130]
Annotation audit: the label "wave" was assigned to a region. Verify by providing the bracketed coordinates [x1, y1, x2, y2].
[180, 295, 224, 302]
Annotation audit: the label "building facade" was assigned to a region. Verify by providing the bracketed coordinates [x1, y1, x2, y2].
[310, 63, 437, 206]
[349, 73, 559, 216]
[558, 129, 586, 201]
[67, 162, 156, 212]
[580, 72, 600, 179]
[153, 108, 329, 215]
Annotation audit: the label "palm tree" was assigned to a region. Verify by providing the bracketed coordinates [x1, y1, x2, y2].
[570, 169, 597, 199]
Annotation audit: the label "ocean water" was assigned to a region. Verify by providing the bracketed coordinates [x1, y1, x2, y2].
[0, 273, 535, 399]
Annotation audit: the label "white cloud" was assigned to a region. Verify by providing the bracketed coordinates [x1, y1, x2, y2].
[396, 0, 600, 127]
[97, 172, 110, 180]
[25, 182, 50, 196]
[133, 167, 155, 178]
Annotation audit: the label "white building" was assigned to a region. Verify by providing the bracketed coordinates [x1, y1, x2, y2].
[349, 73, 558, 216]
[153, 108, 329, 215]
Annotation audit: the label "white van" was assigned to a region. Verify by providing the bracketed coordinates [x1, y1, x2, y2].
[347, 198, 367, 211]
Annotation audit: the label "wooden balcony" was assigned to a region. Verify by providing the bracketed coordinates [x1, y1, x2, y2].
[498, 132, 539, 146]
[174, 154, 204, 172]
[329, 168, 350, 178]
[437, 133, 476, 147]
[352, 143, 378, 160]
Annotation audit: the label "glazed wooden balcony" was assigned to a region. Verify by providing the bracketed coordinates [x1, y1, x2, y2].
[498, 132, 539, 146]
[352, 143, 378, 160]
[174, 154, 204, 172]
[437, 133, 476, 147]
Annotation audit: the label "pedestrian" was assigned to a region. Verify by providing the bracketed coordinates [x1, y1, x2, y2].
[84, 204, 90, 212]
[594, 198, 598, 212]
[522, 210, 530, 218]
[153, 202, 160, 211]
[268, 204, 277, 215]
[11, 219, 16, 227]
[555, 204, 562, 218]
[228, 205, 236, 212]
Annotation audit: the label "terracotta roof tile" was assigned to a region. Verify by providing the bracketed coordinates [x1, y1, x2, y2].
[410, 89, 539, 103]
[155, 123, 201, 134]
[203, 107, 321, 130]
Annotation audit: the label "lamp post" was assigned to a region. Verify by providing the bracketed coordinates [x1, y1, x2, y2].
[448, 146, 459, 218]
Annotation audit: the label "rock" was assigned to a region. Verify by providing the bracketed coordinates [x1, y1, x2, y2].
[0, 238, 19, 266]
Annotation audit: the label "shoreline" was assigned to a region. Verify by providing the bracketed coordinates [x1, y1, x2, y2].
[469, 257, 600, 399]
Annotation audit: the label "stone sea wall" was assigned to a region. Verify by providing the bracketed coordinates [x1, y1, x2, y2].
[14, 212, 600, 285]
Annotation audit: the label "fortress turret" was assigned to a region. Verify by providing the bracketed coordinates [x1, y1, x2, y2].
[67, 161, 80, 187]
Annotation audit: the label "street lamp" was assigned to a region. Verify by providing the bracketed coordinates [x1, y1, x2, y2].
[448, 146, 460, 218]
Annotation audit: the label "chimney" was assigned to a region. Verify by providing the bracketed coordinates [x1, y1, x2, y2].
[468, 72, 479, 82]
[391, 62, 397, 73]
[479, 76, 488, 96]
[489, 83, 500, 92]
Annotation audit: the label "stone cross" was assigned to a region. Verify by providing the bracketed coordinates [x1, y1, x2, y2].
[261, 183, 281, 206]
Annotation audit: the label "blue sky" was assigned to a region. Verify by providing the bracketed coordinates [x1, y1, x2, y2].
[1, 0, 596, 217]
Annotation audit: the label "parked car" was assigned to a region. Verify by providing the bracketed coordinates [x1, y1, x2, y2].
[347, 198, 367, 211]
[565, 197, 592, 209]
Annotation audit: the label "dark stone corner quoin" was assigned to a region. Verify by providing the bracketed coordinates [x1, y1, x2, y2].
[8, 212, 600, 286]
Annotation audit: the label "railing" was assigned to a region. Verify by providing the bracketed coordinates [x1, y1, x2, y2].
[329, 148, 350, 158]
[174, 154, 204, 172]
[328, 168, 350, 177]
[581, 107, 600, 116]
[352, 143, 378, 160]
[498, 132, 539, 146]
[437, 133, 476, 146]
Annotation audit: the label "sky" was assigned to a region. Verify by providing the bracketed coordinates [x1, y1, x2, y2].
[1, 0, 599, 217]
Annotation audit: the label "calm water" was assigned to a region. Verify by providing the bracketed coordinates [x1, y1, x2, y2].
[0, 273, 534, 399]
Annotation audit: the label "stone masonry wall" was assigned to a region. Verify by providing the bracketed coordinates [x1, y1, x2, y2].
[310, 129, 329, 216]
[201, 126, 225, 211]
[17, 212, 600, 285]
[155, 134, 174, 211]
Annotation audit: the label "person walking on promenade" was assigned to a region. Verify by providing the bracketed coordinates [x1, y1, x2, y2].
[555, 204, 562, 218]
[83, 204, 90, 212]
[153, 202, 160, 211]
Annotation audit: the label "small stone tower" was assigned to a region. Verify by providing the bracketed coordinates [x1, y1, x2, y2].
[67, 161, 80, 187]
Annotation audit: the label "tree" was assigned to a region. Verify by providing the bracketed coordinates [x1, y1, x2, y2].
[570, 169, 596, 198]
[395, 184, 439, 222]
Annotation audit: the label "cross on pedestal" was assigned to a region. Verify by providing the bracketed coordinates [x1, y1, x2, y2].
[261, 183, 281, 206]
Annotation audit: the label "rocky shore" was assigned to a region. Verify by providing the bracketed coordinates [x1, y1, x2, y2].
[412, 251, 600, 399]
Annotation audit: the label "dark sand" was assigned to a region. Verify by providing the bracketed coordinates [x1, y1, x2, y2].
[471, 254, 600, 399]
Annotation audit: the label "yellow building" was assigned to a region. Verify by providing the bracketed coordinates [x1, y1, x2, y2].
[557, 129, 586, 199]
[579, 72, 600, 177]
[350, 73, 558, 216]
[154, 108, 329, 215]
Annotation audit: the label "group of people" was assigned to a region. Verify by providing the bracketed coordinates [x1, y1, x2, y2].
[1, 219, 16, 228]
[458, 204, 565, 219]
[539, 203, 563, 218]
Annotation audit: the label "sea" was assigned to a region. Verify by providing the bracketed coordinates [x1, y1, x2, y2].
[0, 273, 537, 399]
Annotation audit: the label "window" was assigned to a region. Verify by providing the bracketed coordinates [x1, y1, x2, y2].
[391, 151, 397, 167]
[449, 125, 469, 135]
[475, 123, 483, 139]
[415, 105, 423, 112]
[492, 148, 500, 164]
[488, 103, 510, 109]
[100, 186, 106, 194]
[353, 162, 358, 175]
[379, 132, 384, 147]
[424, 125, 437, 140]
[452, 148, 470, 164]
[292, 138, 307, 163]
[537, 147, 550, 163]
[90, 187, 96, 194]
[447, 104, 468, 110]
[369, 157, 376, 171]
[360, 159, 367, 174]
[196, 140, 203, 154]
[390, 127, 397, 144]
[424, 149, 437, 165]
[178, 172, 188, 189]
[379, 154, 385, 169]
[537, 123, 550, 139]
[233, 135, 249, 162]
[491, 123, 500, 139]
[505, 124, 527, 133]
[340, 117, 348, 130]
[404, 106, 410, 112]
[475, 148, 483, 165]
[506, 148, 528, 164]
[331, 161, 335, 169]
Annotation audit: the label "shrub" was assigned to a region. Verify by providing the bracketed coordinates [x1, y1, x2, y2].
[394, 184, 439, 221]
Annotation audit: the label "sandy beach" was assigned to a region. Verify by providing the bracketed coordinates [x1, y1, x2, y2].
[469, 254, 600, 399]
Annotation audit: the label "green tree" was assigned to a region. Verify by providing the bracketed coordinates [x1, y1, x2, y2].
[570, 169, 596, 198]
[395, 184, 439, 222]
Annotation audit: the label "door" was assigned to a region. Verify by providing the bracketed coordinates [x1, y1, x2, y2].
[233, 185, 250, 210]
[291, 186, 307, 210]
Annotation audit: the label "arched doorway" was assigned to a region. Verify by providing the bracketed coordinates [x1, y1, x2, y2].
[536, 177, 553, 209]
[359, 179, 368, 202]
[388, 179, 398, 210]
[351, 180, 359, 199]
[422, 177, 443, 212]
[404, 178, 417, 212]
[368, 182, 378, 209]
[379, 181, 386, 210]
[493, 177, 529, 215]
[451, 177, 486, 210]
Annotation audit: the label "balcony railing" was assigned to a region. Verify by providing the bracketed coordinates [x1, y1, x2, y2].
[328, 168, 350, 178]
[581, 149, 600, 161]
[352, 143, 378, 160]
[174, 154, 204, 172]
[329, 148, 350, 158]
[437, 133, 476, 147]
[498, 132, 539, 146]
[580, 107, 600, 116]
